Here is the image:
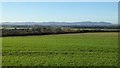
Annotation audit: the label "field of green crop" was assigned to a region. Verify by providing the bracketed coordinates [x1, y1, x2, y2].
[2, 32, 118, 66]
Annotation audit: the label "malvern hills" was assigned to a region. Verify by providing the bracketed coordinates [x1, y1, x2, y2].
[2, 21, 113, 26]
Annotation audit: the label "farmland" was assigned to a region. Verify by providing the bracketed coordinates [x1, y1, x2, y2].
[2, 32, 118, 66]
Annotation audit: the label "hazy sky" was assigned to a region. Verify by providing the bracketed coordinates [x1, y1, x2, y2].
[1, 0, 119, 2]
[2, 2, 118, 24]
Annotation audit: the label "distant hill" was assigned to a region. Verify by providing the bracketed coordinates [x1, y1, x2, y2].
[2, 21, 113, 27]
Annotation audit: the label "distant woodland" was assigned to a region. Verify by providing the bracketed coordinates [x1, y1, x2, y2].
[1, 25, 119, 37]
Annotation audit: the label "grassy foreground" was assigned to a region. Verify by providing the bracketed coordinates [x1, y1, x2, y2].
[2, 32, 118, 66]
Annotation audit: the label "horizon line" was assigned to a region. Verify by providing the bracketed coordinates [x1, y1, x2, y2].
[1, 21, 117, 24]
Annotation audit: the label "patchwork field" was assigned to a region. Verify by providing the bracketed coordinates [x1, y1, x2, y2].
[2, 32, 118, 66]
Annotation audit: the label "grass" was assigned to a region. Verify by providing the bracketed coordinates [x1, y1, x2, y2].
[2, 32, 118, 66]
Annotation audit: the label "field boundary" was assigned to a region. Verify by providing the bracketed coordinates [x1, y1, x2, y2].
[1, 31, 119, 37]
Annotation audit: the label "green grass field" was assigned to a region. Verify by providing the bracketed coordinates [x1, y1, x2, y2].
[2, 32, 118, 66]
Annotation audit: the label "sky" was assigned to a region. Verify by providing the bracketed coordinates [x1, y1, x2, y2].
[1, 0, 119, 2]
[2, 2, 118, 24]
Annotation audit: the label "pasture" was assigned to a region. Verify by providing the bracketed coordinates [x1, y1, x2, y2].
[2, 32, 118, 66]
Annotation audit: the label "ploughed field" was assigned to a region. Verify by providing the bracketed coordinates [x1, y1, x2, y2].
[2, 32, 118, 66]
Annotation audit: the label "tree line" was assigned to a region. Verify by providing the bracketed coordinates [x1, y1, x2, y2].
[1, 26, 119, 37]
